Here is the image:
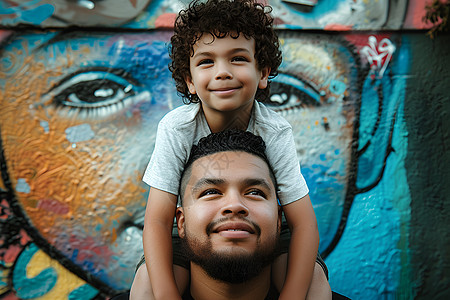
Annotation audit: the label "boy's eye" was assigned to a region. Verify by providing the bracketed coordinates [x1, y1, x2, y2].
[198, 59, 213, 66]
[199, 188, 221, 197]
[232, 56, 248, 62]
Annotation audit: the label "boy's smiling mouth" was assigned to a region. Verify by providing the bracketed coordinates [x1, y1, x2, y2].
[210, 86, 241, 95]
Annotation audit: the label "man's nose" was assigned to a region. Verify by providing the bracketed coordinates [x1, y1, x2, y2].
[215, 62, 233, 80]
[221, 192, 249, 216]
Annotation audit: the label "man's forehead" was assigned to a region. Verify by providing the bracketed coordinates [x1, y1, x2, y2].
[190, 151, 273, 184]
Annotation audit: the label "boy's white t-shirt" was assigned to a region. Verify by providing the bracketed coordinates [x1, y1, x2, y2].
[142, 101, 309, 205]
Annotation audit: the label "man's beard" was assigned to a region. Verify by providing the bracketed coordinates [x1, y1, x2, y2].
[180, 219, 280, 284]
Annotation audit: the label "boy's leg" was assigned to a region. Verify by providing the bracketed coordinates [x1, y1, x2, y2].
[306, 261, 332, 300]
[130, 263, 154, 300]
[272, 253, 331, 299]
[130, 261, 190, 299]
[130, 234, 190, 299]
[272, 221, 331, 299]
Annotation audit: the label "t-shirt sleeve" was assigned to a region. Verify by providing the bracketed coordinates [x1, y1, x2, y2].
[142, 119, 189, 195]
[266, 127, 309, 205]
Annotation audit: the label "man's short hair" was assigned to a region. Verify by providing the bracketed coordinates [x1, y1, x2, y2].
[179, 130, 277, 203]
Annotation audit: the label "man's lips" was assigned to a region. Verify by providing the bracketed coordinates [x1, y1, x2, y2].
[213, 222, 255, 239]
[213, 222, 256, 234]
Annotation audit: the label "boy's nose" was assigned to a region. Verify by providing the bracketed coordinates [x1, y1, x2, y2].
[215, 63, 233, 80]
[221, 193, 249, 217]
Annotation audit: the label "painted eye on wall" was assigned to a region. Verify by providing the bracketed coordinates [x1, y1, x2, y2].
[44, 68, 149, 117]
[263, 73, 320, 111]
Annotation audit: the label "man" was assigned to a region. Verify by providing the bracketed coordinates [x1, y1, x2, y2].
[174, 129, 337, 300]
[121, 130, 347, 300]
[176, 129, 283, 299]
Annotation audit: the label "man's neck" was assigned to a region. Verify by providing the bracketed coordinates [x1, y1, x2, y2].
[201, 101, 254, 133]
[189, 263, 272, 300]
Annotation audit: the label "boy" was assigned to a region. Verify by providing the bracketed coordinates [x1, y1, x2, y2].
[131, 0, 329, 299]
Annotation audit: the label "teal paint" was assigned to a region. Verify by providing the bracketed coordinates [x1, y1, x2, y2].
[12, 243, 58, 299]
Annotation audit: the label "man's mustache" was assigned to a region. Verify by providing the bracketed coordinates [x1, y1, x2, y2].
[206, 217, 261, 236]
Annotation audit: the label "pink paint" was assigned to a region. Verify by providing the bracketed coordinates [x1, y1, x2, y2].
[37, 199, 70, 215]
[155, 13, 176, 28]
[2, 292, 19, 300]
[403, 0, 435, 29]
[0, 30, 12, 42]
[3, 244, 23, 263]
[69, 235, 115, 263]
[324, 24, 353, 31]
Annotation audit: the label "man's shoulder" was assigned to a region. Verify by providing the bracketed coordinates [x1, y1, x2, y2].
[181, 283, 279, 300]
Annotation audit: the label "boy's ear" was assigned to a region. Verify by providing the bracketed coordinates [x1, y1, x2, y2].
[185, 77, 197, 95]
[258, 67, 271, 89]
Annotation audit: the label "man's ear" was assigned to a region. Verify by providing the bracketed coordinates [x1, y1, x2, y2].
[185, 76, 196, 95]
[258, 67, 271, 89]
[176, 207, 186, 238]
[277, 205, 282, 232]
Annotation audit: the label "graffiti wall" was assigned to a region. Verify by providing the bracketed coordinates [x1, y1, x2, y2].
[0, 0, 449, 299]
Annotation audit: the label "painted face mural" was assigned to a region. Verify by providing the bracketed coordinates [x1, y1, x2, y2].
[0, 30, 182, 293]
[0, 30, 364, 294]
[261, 33, 359, 254]
[0, 26, 412, 298]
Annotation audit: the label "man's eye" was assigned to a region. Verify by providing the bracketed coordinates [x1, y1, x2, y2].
[246, 189, 267, 198]
[261, 73, 321, 111]
[43, 68, 147, 117]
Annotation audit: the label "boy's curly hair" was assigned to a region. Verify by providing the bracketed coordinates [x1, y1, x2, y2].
[169, 0, 282, 104]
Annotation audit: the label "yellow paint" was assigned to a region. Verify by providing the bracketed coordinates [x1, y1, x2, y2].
[0, 176, 5, 190]
[0, 265, 12, 295]
[27, 249, 90, 299]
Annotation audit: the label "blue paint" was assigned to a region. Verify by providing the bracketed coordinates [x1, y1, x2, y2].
[357, 70, 401, 190]
[329, 80, 346, 95]
[303, 163, 345, 253]
[65, 124, 95, 143]
[71, 249, 78, 262]
[15, 178, 30, 193]
[19, 4, 54, 25]
[272, 73, 321, 104]
[282, 0, 340, 20]
[40, 120, 49, 133]
[13, 243, 57, 299]
[68, 284, 98, 300]
[326, 37, 412, 299]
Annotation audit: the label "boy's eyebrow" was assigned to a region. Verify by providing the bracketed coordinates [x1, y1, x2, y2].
[192, 48, 252, 59]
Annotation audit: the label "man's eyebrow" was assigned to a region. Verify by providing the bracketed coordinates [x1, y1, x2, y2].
[243, 178, 274, 192]
[191, 178, 225, 194]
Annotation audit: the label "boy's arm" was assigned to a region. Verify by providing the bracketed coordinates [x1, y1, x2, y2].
[279, 194, 320, 300]
[143, 187, 181, 300]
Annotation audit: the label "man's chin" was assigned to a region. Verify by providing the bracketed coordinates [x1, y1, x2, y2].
[181, 235, 279, 284]
[192, 251, 269, 284]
